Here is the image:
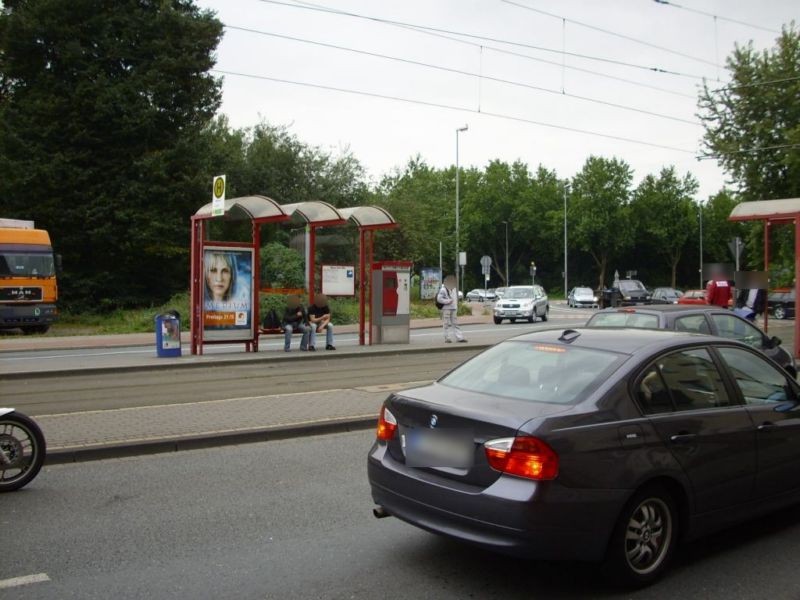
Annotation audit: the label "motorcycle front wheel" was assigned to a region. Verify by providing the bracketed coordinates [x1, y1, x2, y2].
[0, 411, 46, 492]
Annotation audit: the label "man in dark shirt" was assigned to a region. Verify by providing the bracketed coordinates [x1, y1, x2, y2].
[308, 293, 336, 350]
[281, 294, 310, 352]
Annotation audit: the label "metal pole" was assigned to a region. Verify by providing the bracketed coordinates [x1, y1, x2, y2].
[699, 204, 704, 289]
[503, 221, 509, 285]
[563, 182, 568, 299]
[455, 125, 468, 292]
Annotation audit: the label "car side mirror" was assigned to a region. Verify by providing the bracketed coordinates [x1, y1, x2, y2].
[769, 335, 782, 348]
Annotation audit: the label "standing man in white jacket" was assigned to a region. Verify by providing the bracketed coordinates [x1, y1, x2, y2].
[437, 275, 467, 343]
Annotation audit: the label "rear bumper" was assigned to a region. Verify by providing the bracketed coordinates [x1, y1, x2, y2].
[0, 303, 57, 328]
[368, 443, 628, 561]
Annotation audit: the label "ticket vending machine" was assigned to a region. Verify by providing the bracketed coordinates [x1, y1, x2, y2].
[371, 261, 412, 344]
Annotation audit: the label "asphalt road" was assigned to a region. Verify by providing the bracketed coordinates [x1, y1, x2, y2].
[3, 429, 800, 599]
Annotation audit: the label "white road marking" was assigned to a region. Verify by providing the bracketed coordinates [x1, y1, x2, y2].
[0, 573, 50, 589]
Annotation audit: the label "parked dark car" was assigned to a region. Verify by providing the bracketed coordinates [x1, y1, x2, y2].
[368, 327, 800, 586]
[651, 287, 682, 304]
[768, 288, 795, 320]
[617, 279, 652, 305]
[586, 305, 795, 376]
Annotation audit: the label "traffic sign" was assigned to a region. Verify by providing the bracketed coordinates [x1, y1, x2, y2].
[480, 255, 492, 267]
[212, 175, 226, 217]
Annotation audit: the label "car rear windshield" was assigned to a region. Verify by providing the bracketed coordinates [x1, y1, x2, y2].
[438, 341, 626, 404]
[588, 312, 660, 329]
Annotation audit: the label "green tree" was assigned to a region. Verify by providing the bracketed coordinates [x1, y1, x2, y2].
[631, 167, 699, 287]
[0, 0, 223, 311]
[698, 25, 800, 201]
[461, 161, 563, 289]
[569, 156, 634, 289]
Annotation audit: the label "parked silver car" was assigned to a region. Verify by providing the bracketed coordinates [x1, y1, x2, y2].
[493, 285, 548, 324]
[567, 286, 598, 308]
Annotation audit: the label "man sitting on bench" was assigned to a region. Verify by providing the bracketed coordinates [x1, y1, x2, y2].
[308, 293, 336, 351]
[282, 294, 310, 352]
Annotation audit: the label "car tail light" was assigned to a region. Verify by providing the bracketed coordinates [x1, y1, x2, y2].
[376, 406, 397, 441]
[484, 436, 559, 480]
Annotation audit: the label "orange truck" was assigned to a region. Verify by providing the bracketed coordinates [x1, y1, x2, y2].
[0, 218, 59, 333]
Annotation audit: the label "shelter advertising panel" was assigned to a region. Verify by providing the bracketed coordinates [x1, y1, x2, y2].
[202, 246, 254, 341]
[420, 267, 442, 300]
[322, 264, 355, 296]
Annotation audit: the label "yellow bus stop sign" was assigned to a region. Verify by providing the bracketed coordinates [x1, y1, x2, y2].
[212, 175, 226, 217]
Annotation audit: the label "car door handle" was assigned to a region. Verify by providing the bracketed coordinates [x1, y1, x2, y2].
[758, 421, 777, 432]
[669, 432, 698, 444]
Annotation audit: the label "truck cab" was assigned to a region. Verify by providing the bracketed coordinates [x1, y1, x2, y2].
[0, 219, 58, 334]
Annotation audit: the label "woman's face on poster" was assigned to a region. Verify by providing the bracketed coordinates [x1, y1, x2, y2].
[206, 254, 232, 301]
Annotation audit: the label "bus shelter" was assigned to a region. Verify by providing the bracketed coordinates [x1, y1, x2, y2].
[729, 197, 800, 358]
[190, 195, 396, 354]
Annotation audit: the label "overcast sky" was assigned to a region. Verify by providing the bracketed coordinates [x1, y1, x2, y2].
[195, 0, 796, 199]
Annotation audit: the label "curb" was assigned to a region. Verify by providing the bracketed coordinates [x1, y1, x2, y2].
[3, 341, 493, 380]
[45, 416, 377, 465]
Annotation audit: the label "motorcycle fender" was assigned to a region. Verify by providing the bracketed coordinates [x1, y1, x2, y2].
[0, 408, 15, 418]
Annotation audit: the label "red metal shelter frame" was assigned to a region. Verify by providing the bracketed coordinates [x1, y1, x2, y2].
[190, 197, 397, 354]
[729, 198, 800, 358]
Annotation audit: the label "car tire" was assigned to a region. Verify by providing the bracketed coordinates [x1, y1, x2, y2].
[603, 485, 678, 588]
[774, 305, 786, 320]
[493, 317, 503, 325]
[527, 315, 535, 323]
[541, 306, 549, 322]
[509, 318, 516, 323]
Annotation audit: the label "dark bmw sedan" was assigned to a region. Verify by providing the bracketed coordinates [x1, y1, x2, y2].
[368, 328, 800, 587]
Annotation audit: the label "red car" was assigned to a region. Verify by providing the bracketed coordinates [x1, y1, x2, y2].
[678, 289, 707, 305]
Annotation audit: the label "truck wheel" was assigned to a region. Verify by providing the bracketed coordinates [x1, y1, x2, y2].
[493, 317, 503, 325]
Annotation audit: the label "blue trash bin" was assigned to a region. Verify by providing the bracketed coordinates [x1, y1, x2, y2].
[155, 311, 181, 358]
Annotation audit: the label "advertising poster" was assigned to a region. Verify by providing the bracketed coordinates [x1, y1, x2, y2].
[161, 319, 181, 349]
[322, 264, 355, 296]
[202, 247, 254, 341]
[420, 268, 442, 300]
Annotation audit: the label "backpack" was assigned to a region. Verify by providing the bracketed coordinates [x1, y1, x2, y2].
[262, 308, 281, 330]
[435, 286, 449, 310]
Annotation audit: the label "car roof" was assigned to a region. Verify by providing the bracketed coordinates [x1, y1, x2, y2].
[594, 305, 721, 315]
[508, 327, 723, 355]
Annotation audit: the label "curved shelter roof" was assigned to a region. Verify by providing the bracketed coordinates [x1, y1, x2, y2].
[729, 198, 800, 223]
[195, 196, 397, 230]
[194, 195, 287, 222]
[338, 206, 396, 228]
[281, 201, 345, 226]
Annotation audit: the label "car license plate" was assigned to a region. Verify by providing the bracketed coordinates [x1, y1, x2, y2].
[402, 429, 474, 468]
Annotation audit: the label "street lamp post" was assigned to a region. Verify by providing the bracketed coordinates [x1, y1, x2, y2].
[455, 125, 468, 294]
[563, 181, 568, 299]
[699, 203, 704, 289]
[502, 220, 509, 285]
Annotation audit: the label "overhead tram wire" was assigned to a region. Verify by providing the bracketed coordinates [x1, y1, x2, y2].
[281, 0, 699, 99]
[212, 68, 696, 155]
[652, 0, 781, 34]
[256, 0, 711, 82]
[224, 24, 700, 126]
[502, 0, 721, 69]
